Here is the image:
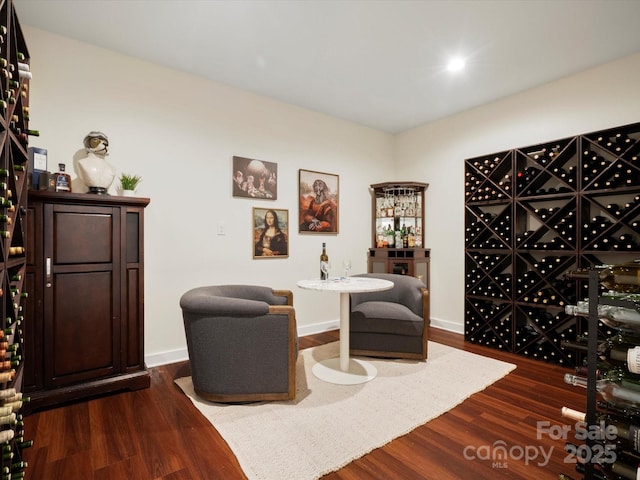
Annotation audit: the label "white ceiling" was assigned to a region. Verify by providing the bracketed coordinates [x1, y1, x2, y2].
[13, 0, 640, 133]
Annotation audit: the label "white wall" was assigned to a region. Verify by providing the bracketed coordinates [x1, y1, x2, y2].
[24, 25, 640, 363]
[395, 52, 640, 333]
[24, 26, 396, 366]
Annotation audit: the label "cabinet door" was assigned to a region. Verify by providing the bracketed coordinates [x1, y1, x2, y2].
[369, 257, 387, 274]
[43, 203, 121, 387]
[389, 260, 412, 276]
[414, 259, 430, 289]
[122, 208, 145, 372]
[24, 203, 42, 391]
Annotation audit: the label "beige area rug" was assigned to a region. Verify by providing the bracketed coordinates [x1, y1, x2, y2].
[175, 341, 516, 480]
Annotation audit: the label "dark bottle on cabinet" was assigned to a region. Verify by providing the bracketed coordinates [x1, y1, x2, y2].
[54, 164, 71, 192]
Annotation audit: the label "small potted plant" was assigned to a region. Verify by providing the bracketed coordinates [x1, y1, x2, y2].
[119, 173, 142, 196]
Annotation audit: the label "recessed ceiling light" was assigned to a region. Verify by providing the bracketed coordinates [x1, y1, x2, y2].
[447, 57, 465, 72]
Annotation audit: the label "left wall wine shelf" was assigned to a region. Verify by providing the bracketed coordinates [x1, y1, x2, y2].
[0, 1, 32, 477]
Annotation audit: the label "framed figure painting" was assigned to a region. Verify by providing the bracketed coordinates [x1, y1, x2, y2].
[298, 169, 339, 234]
[253, 207, 289, 259]
[233, 156, 277, 199]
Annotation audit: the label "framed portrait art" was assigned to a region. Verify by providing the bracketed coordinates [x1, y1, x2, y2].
[298, 169, 339, 234]
[253, 207, 289, 259]
[232, 156, 277, 199]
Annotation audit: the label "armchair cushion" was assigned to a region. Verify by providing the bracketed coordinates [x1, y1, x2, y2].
[349, 273, 429, 360]
[350, 273, 424, 317]
[351, 301, 423, 336]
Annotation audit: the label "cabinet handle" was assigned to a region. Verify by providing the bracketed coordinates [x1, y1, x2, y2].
[46, 257, 52, 288]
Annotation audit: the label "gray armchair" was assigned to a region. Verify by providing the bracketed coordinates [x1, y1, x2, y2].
[349, 273, 429, 360]
[180, 285, 298, 402]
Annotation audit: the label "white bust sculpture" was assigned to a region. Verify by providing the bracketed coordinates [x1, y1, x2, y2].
[77, 131, 116, 194]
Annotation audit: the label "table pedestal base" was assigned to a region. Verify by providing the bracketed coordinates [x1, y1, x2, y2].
[312, 357, 377, 385]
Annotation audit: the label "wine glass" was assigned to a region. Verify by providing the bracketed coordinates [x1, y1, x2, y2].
[342, 258, 352, 279]
[321, 261, 331, 282]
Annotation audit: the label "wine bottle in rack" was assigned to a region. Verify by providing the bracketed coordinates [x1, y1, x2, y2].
[567, 442, 640, 480]
[564, 165, 576, 186]
[515, 166, 540, 192]
[497, 174, 511, 194]
[569, 331, 640, 372]
[565, 300, 640, 331]
[558, 473, 583, 480]
[597, 261, 640, 293]
[565, 373, 640, 413]
[596, 364, 640, 389]
[614, 234, 639, 251]
[17, 61, 31, 80]
[625, 195, 640, 211]
[0, 430, 14, 444]
[606, 203, 622, 217]
[516, 230, 534, 248]
[592, 235, 614, 251]
[614, 133, 633, 151]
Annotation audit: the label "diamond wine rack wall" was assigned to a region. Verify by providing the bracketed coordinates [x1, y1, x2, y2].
[464, 121, 640, 367]
[0, 0, 33, 477]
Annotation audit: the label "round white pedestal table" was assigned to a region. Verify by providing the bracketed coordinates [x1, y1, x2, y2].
[296, 277, 393, 385]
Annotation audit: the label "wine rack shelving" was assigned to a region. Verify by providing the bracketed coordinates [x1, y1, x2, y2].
[368, 182, 430, 284]
[465, 121, 640, 367]
[560, 270, 640, 480]
[0, 1, 32, 477]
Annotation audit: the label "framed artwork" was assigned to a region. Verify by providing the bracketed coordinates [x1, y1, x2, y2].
[298, 169, 339, 234]
[233, 156, 277, 199]
[253, 207, 289, 259]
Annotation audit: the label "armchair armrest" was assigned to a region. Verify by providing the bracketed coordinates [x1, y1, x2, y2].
[422, 288, 430, 325]
[272, 289, 293, 306]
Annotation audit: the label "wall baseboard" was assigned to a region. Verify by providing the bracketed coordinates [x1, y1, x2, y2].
[145, 318, 461, 368]
[145, 348, 189, 368]
[430, 316, 463, 335]
[297, 319, 340, 337]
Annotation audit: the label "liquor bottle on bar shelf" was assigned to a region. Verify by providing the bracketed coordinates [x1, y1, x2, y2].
[368, 182, 430, 282]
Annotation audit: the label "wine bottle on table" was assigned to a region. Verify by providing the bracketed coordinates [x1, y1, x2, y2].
[320, 243, 329, 280]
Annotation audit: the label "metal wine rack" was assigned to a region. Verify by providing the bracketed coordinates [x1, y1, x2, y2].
[465, 121, 640, 366]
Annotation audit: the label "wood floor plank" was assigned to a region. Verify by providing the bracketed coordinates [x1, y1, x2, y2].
[94, 454, 154, 480]
[88, 392, 140, 469]
[22, 328, 588, 479]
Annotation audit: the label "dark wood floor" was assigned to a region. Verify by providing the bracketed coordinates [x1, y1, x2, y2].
[21, 328, 586, 479]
